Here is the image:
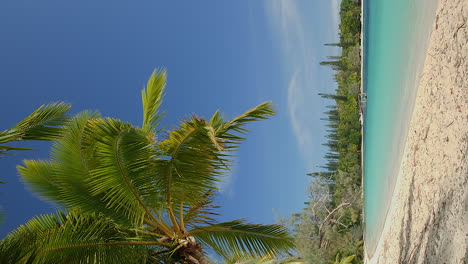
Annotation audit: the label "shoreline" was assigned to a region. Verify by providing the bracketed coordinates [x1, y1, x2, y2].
[366, 0, 468, 262]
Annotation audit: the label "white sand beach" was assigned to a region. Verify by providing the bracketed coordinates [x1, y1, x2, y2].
[367, 0, 468, 263]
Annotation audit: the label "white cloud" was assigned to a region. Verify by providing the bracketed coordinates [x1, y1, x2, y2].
[330, 0, 341, 34]
[287, 72, 315, 165]
[264, 0, 328, 170]
[216, 154, 238, 198]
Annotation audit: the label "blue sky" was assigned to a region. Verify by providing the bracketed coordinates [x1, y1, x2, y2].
[0, 1, 340, 237]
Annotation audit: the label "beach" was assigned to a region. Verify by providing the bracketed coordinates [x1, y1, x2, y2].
[367, 0, 468, 263]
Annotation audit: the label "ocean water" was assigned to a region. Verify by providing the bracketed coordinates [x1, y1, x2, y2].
[363, 0, 438, 256]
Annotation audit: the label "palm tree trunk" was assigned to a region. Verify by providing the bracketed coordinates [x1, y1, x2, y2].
[182, 241, 211, 264]
[190, 248, 211, 264]
[185, 249, 211, 264]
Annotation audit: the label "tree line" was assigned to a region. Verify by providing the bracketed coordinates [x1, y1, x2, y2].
[280, 0, 364, 263]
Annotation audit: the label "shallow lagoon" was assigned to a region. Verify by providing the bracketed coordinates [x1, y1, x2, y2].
[363, 0, 438, 255]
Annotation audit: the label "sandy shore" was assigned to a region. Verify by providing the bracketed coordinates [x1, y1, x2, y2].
[367, 0, 468, 263]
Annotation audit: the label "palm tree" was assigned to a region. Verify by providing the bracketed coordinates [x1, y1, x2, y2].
[0, 70, 294, 263]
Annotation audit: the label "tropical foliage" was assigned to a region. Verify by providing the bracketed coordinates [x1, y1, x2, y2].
[281, 0, 364, 263]
[0, 103, 70, 182]
[0, 102, 70, 224]
[0, 70, 294, 263]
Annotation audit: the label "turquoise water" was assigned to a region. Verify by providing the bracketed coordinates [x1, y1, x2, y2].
[363, 0, 438, 256]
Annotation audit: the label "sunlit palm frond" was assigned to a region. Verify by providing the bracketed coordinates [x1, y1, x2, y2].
[213, 101, 275, 150]
[0, 223, 38, 264]
[156, 116, 226, 208]
[80, 117, 161, 226]
[12, 102, 71, 141]
[18, 112, 162, 226]
[17, 160, 63, 206]
[17, 112, 115, 218]
[0, 102, 71, 157]
[0, 102, 71, 143]
[182, 191, 219, 229]
[157, 102, 275, 208]
[1, 210, 153, 264]
[142, 69, 166, 134]
[191, 220, 294, 260]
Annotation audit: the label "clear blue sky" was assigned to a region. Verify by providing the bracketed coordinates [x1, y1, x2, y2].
[0, 1, 340, 237]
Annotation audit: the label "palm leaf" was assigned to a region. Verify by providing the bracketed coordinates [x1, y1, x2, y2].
[1, 210, 154, 264]
[18, 112, 112, 215]
[156, 116, 226, 208]
[191, 220, 294, 260]
[80, 117, 161, 226]
[0, 102, 71, 143]
[142, 69, 166, 134]
[0, 228, 38, 264]
[156, 102, 275, 208]
[213, 101, 275, 150]
[18, 112, 149, 226]
[0, 102, 71, 157]
[17, 160, 63, 206]
[181, 191, 219, 229]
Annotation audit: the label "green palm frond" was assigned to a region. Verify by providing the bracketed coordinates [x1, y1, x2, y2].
[1, 210, 154, 264]
[191, 220, 294, 260]
[156, 102, 275, 208]
[0, 230, 38, 264]
[20, 111, 165, 226]
[182, 191, 219, 229]
[50, 111, 138, 223]
[17, 160, 63, 206]
[142, 69, 166, 134]
[18, 112, 148, 225]
[213, 101, 275, 150]
[18, 112, 107, 211]
[156, 116, 227, 208]
[81, 117, 160, 226]
[0, 102, 71, 143]
[0, 102, 71, 157]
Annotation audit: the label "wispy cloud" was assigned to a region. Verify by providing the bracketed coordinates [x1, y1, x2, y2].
[287, 71, 314, 160]
[286, 68, 320, 171]
[216, 154, 238, 198]
[264, 0, 339, 170]
[330, 0, 341, 34]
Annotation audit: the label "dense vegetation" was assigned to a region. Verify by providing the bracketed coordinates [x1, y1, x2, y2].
[281, 0, 363, 263]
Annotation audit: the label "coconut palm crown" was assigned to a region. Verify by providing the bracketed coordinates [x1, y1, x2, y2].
[1, 70, 294, 263]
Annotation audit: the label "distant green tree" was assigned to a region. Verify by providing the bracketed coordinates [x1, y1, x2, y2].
[286, 0, 364, 262]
